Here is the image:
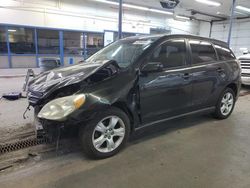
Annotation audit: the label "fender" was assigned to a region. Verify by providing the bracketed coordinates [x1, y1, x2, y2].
[67, 93, 112, 124]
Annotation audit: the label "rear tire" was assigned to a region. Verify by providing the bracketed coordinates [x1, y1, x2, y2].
[79, 107, 130, 159]
[213, 88, 236, 119]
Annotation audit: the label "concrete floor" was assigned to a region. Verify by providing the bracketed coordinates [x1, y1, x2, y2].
[0, 77, 34, 142]
[1, 93, 250, 188]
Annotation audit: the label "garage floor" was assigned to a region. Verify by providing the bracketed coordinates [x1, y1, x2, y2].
[1, 90, 250, 188]
[0, 77, 35, 142]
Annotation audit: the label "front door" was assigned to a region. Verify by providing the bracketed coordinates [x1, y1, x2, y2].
[139, 39, 193, 124]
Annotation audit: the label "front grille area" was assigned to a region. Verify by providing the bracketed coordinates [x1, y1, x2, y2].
[239, 59, 250, 69]
[241, 73, 250, 77]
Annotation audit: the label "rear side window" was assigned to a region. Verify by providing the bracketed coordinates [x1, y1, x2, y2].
[149, 39, 186, 69]
[214, 44, 235, 61]
[189, 40, 217, 64]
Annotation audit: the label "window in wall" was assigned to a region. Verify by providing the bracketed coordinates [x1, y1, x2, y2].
[86, 33, 104, 56]
[189, 40, 217, 64]
[113, 32, 136, 41]
[149, 39, 186, 69]
[64, 31, 83, 55]
[37, 29, 59, 54]
[150, 28, 171, 35]
[8, 27, 35, 54]
[214, 44, 235, 61]
[0, 27, 7, 54]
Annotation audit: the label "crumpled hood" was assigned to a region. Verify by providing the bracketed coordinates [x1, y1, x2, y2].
[28, 60, 113, 93]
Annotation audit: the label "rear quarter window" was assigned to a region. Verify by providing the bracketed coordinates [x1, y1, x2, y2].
[189, 40, 217, 65]
[214, 44, 235, 61]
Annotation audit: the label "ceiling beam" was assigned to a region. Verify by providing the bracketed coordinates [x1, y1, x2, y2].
[190, 9, 227, 21]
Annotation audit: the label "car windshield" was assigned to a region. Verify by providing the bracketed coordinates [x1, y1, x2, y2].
[85, 37, 158, 68]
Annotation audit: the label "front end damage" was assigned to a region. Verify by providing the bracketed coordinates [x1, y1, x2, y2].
[27, 60, 139, 142]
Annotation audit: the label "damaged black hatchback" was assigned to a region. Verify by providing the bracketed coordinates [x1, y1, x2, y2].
[28, 34, 241, 159]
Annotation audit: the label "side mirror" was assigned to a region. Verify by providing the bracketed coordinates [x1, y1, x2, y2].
[141, 62, 163, 73]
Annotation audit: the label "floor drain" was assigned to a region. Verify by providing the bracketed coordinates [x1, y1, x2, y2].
[0, 136, 48, 155]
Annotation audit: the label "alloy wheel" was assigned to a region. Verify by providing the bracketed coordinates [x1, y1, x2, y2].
[92, 116, 126, 153]
[220, 92, 234, 116]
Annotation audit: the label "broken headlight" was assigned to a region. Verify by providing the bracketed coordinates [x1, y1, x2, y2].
[38, 94, 85, 121]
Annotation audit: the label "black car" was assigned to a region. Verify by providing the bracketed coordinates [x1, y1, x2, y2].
[28, 34, 241, 159]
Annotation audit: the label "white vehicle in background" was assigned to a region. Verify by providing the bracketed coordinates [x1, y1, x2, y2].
[238, 53, 250, 85]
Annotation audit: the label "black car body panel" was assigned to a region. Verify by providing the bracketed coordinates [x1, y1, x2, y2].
[28, 60, 120, 104]
[28, 34, 241, 136]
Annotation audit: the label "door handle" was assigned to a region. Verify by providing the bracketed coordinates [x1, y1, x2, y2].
[182, 73, 190, 80]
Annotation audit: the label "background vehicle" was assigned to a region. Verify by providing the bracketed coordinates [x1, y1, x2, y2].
[28, 34, 241, 159]
[238, 53, 250, 85]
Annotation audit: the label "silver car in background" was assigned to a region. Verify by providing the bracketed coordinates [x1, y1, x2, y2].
[238, 54, 250, 85]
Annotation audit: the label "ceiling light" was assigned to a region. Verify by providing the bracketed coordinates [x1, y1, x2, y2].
[8, 29, 16, 32]
[149, 8, 173, 15]
[94, 0, 118, 5]
[123, 4, 149, 11]
[93, 0, 173, 15]
[195, 0, 221, 7]
[176, 15, 190, 20]
[0, 0, 19, 6]
[234, 11, 248, 16]
[236, 6, 250, 13]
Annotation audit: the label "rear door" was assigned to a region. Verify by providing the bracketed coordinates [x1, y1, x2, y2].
[139, 39, 193, 124]
[188, 39, 224, 109]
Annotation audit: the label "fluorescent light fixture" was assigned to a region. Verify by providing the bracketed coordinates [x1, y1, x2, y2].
[236, 5, 250, 13]
[234, 11, 248, 16]
[149, 8, 173, 15]
[123, 3, 149, 11]
[8, 29, 16, 32]
[94, 0, 118, 5]
[195, 0, 221, 7]
[93, 0, 173, 15]
[176, 15, 190, 20]
[0, 0, 19, 6]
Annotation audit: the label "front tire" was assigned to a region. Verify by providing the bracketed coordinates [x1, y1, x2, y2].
[213, 88, 236, 119]
[79, 107, 130, 159]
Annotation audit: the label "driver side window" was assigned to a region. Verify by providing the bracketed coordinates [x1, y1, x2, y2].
[149, 39, 187, 69]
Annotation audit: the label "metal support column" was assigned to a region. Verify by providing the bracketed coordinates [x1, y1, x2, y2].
[118, 0, 123, 39]
[5, 26, 12, 68]
[228, 0, 236, 46]
[59, 31, 64, 66]
[209, 21, 213, 38]
[34, 28, 39, 68]
[83, 33, 88, 59]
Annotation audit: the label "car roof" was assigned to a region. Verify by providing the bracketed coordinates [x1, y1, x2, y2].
[122, 34, 229, 48]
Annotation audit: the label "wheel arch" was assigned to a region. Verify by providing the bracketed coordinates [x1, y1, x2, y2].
[112, 101, 135, 132]
[226, 83, 238, 96]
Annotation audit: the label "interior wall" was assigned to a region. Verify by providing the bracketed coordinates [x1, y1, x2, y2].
[199, 22, 211, 38]
[200, 18, 250, 57]
[0, 0, 200, 35]
[166, 19, 200, 35]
